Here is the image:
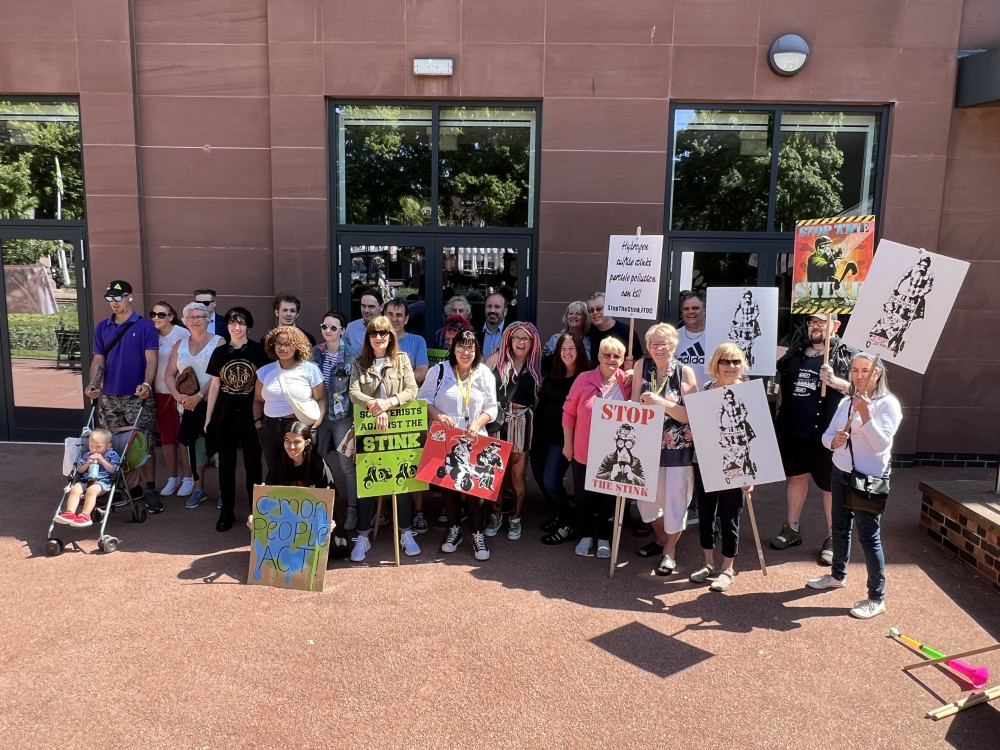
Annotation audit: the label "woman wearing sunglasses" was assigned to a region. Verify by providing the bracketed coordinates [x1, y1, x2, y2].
[149, 301, 193, 497]
[689, 343, 748, 592]
[630, 323, 697, 577]
[313, 310, 361, 532]
[347, 315, 419, 562]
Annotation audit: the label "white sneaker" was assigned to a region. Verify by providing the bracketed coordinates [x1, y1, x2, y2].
[344, 506, 358, 531]
[575, 537, 594, 556]
[596, 539, 611, 558]
[176, 477, 195, 497]
[400, 530, 420, 557]
[849, 598, 886, 619]
[807, 574, 846, 590]
[350, 535, 371, 562]
[161, 477, 179, 496]
[472, 531, 490, 561]
[484, 514, 502, 537]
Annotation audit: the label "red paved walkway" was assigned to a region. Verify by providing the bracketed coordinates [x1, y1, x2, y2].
[1, 444, 998, 749]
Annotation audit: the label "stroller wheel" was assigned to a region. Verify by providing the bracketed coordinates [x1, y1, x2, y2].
[98, 535, 119, 553]
[44, 538, 64, 557]
[132, 504, 147, 524]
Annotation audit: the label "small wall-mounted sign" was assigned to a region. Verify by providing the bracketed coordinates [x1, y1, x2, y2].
[413, 58, 454, 76]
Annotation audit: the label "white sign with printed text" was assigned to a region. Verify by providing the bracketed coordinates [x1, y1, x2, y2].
[604, 234, 664, 320]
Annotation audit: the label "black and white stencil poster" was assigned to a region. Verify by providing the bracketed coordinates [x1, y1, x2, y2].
[604, 234, 664, 320]
[685, 380, 784, 493]
[584, 398, 664, 501]
[704, 287, 778, 377]
[841, 240, 969, 374]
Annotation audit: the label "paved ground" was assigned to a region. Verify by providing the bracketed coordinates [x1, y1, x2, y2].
[2, 443, 999, 749]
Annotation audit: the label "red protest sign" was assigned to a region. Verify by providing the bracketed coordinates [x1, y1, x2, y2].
[415, 423, 513, 501]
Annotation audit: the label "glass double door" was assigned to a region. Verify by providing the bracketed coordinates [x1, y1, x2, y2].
[0, 227, 91, 441]
[667, 236, 796, 344]
[335, 233, 532, 345]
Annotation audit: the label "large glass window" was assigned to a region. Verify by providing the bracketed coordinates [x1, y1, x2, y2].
[0, 100, 83, 220]
[335, 103, 537, 229]
[670, 106, 884, 233]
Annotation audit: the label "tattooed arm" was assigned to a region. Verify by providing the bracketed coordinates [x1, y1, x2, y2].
[86, 354, 106, 399]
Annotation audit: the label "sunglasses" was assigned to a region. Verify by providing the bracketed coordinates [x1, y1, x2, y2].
[719, 358, 743, 367]
[369, 330, 391, 339]
[320, 324, 342, 331]
[149, 311, 169, 319]
[195, 298, 215, 305]
[587, 306, 605, 313]
[105, 294, 126, 302]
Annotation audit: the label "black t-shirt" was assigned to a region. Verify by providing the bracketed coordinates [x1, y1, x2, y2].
[493, 364, 537, 410]
[783, 354, 824, 439]
[534, 373, 578, 445]
[587, 320, 643, 360]
[207, 339, 270, 403]
[266, 454, 334, 487]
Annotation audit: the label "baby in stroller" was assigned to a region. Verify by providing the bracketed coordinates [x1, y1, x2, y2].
[56, 429, 121, 528]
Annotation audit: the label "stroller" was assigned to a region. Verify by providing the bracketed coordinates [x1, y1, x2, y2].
[45, 406, 150, 556]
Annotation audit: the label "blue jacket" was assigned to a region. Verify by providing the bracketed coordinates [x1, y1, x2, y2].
[313, 340, 359, 422]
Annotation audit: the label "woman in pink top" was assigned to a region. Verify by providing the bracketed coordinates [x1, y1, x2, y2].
[562, 336, 632, 559]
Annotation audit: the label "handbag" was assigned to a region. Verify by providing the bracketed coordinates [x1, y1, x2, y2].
[277, 370, 322, 425]
[176, 366, 200, 396]
[844, 439, 890, 514]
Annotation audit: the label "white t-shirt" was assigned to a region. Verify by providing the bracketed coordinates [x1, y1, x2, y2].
[155, 325, 190, 393]
[257, 361, 323, 417]
[417, 362, 498, 433]
[675, 326, 708, 389]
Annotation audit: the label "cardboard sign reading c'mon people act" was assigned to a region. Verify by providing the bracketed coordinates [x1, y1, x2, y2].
[248, 485, 333, 592]
[604, 234, 664, 320]
[841, 240, 969, 374]
[353, 400, 429, 498]
[415, 423, 512, 501]
[584, 399, 663, 500]
[791, 216, 875, 315]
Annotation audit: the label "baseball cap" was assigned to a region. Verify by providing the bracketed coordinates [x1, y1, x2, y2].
[105, 280, 133, 296]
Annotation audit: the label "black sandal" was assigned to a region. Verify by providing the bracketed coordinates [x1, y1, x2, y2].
[637, 541, 664, 558]
[540, 516, 561, 533]
[541, 526, 574, 545]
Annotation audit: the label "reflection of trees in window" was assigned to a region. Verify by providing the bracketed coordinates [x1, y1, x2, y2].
[341, 105, 432, 226]
[0, 101, 83, 220]
[438, 108, 531, 228]
[774, 131, 844, 230]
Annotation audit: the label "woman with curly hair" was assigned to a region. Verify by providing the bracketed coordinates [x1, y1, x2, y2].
[484, 321, 541, 541]
[254, 325, 327, 478]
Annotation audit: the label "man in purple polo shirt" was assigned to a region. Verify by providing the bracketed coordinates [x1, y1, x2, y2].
[85, 280, 163, 513]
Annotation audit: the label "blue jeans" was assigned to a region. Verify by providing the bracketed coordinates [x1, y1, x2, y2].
[529, 440, 572, 526]
[831, 468, 886, 601]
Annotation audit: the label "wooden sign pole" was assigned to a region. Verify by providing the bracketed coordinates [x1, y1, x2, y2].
[821, 317, 832, 396]
[609, 494, 625, 578]
[843, 354, 881, 432]
[744, 488, 767, 576]
[391, 492, 400, 567]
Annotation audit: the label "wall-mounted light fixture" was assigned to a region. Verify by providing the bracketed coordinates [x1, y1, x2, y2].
[768, 34, 810, 76]
[413, 58, 454, 76]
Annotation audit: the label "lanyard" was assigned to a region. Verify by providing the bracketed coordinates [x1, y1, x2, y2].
[650, 368, 670, 396]
[455, 367, 473, 417]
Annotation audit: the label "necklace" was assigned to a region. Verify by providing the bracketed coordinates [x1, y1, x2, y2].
[455, 367, 473, 421]
[682, 327, 700, 341]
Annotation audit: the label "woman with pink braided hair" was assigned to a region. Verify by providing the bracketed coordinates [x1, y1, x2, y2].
[484, 322, 542, 541]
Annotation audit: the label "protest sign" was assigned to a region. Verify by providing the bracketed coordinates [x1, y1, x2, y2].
[584, 399, 664, 501]
[791, 216, 875, 315]
[427, 348, 449, 366]
[604, 234, 664, 320]
[415, 423, 512, 501]
[354, 400, 429, 498]
[841, 241, 969, 374]
[248, 485, 333, 592]
[705, 287, 778, 377]
[685, 380, 784, 493]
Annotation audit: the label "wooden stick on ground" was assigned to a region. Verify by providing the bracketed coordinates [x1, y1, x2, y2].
[609, 494, 625, 578]
[391, 493, 400, 567]
[902, 642, 1000, 671]
[744, 488, 767, 576]
[372, 495, 383, 542]
[927, 685, 1000, 720]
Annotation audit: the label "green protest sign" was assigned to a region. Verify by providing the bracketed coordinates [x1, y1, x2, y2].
[428, 348, 449, 366]
[354, 399, 429, 498]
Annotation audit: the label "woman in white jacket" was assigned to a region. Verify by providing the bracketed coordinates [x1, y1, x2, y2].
[807, 353, 902, 620]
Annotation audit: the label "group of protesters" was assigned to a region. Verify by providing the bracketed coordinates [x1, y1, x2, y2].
[72, 279, 901, 620]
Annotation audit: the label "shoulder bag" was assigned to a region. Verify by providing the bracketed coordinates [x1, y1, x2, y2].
[277, 369, 322, 424]
[844, 438, 890, 514]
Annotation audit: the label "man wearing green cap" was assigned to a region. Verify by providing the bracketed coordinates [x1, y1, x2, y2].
[85, 280, 163, 513]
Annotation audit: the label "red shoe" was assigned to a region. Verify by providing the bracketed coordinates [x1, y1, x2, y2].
[75, 513, 93, 528]
[55, 510, 76, 525]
